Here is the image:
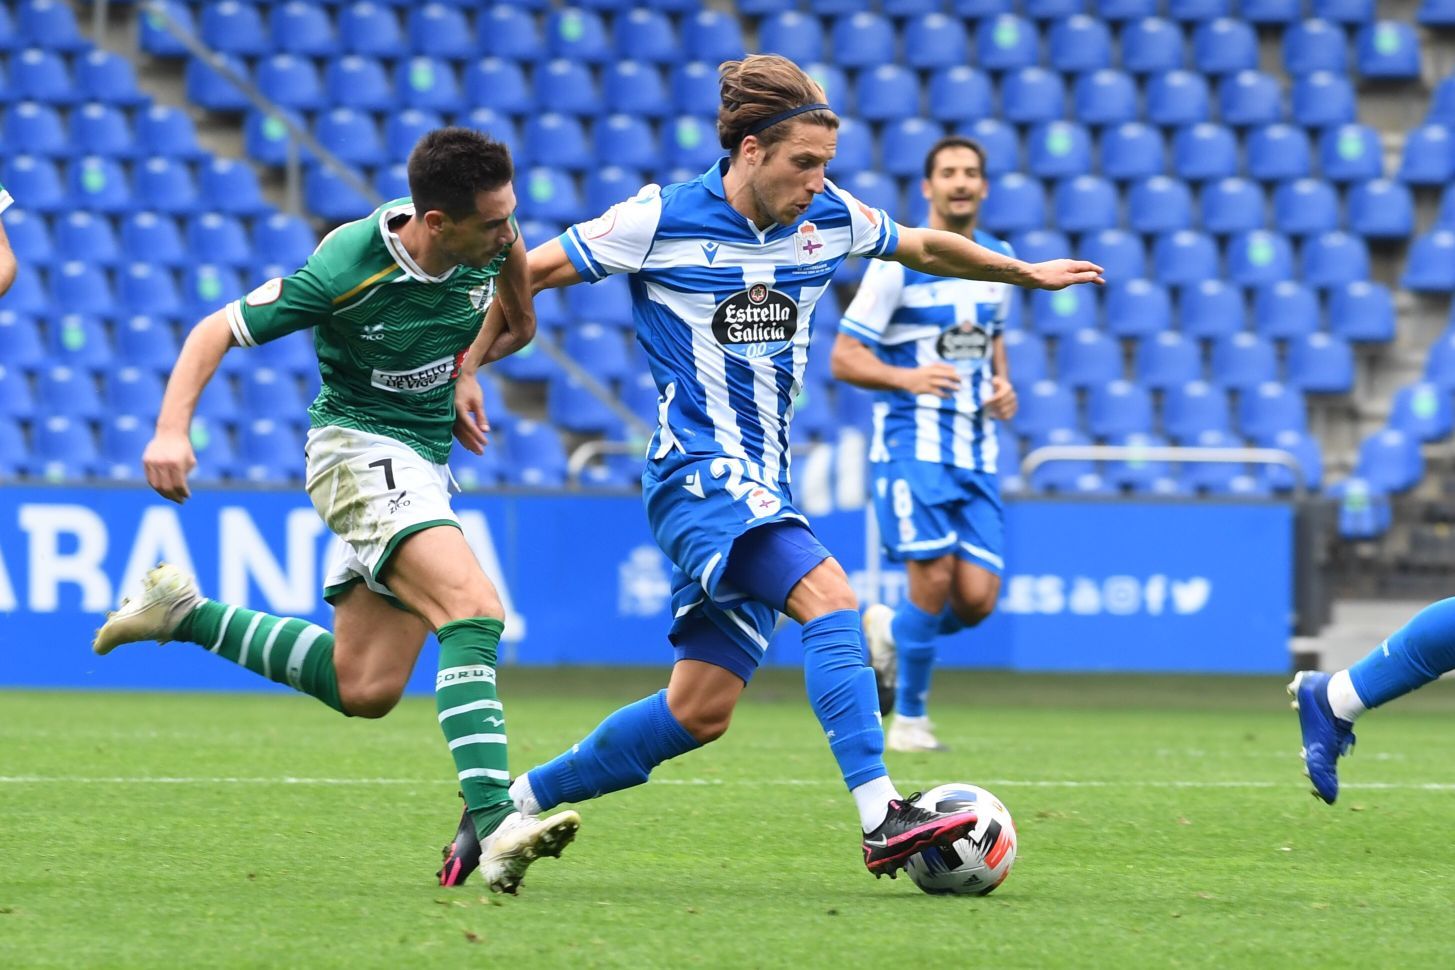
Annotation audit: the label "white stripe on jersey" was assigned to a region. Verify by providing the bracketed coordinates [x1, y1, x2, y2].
[742, 264, 786, 483]
[646, 279, 750, 462]
[913, 340, 943, 465]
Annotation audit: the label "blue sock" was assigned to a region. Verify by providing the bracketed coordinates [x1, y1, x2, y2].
[892, 601, 941, 718]
[527, 689, 701, 811]
[1348, 598, 1455, 710]
[803, 609, 888, 790]
[936, 605, 967, 637]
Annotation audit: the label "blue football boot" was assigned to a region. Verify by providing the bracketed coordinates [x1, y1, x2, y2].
[1287, 670, 1356, 804]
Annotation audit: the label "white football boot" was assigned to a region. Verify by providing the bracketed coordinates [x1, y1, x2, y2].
[92, 562, 203, 655]
[862, 603, 898, 715]
[887, 714, 947, 753]
[479, 810, 581, 895]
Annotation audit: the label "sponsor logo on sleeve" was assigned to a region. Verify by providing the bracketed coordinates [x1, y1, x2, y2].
[244, 277, 283, 307]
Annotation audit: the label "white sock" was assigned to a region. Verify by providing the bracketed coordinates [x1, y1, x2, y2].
[1326, 669, 1367, 723]
[852, 775, 902, 833]
[510, 774, 541, 816]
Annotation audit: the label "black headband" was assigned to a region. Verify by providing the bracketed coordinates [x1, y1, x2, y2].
[743, 103, 833, 138]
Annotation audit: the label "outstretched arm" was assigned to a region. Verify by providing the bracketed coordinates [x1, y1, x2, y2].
[528, 238, 585, 294]
[893, 227, 1104, 291]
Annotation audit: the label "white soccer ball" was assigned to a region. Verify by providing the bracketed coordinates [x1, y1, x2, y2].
[905, 784, 1018, 896]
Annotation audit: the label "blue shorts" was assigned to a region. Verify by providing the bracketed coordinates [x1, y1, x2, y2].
[644, 457, 833, 683]
[871, 460, 1004, 574]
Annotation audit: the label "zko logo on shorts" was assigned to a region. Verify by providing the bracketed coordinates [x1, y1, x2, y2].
[711, 283, 798, 360]
[936, 323, 990, 362]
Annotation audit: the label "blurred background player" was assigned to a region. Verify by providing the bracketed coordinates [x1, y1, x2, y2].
[89, 128, 577, 894]
[449, 55, 1101, 881]
[0, 180, 17, 298]
[1292, 598, 1455, 804]
[833, 137, 1017, 753]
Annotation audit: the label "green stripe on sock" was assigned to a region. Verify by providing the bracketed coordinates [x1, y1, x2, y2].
[436, 617, 513, 839]
[180, 600, 345, 715]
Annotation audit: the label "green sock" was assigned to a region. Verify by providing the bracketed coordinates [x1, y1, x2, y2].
[179, 600, 346, 715]
[436, 618, 514, 840]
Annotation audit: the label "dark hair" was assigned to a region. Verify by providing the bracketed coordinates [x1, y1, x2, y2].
[923, 136, 988, 179]
[718, 55, 838, 155]
[407, 127, 513, 220]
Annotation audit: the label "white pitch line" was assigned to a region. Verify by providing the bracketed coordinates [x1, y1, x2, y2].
[1, 776, 1455, 792]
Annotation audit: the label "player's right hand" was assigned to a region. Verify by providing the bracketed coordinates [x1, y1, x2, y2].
[898, 363, 962, 398]
[143, 430, 196, 504]
[453, 375, 491, 455]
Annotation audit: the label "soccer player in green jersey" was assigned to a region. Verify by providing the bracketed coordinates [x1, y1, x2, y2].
[91, 129, 579, 893]
[0, 181, 17, 297]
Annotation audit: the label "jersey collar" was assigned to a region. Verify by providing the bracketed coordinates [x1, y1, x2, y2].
[702, 156, 797, 244]
[379, 201, 462, 284]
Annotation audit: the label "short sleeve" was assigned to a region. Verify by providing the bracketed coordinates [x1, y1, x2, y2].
[0, 182, 13, 216]
[839, 259, 906, 346]
[226, 260, 333, 347]
[825, 179, 899, 259]
[559, 184, 663, 282]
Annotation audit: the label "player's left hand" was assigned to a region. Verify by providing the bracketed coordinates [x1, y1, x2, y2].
[453, 375, 491, 455]
[1029, 259, 1105, 290]
[985, 375, 1017, 421]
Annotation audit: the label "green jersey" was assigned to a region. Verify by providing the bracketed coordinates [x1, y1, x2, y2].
[226, 198, 505, 464]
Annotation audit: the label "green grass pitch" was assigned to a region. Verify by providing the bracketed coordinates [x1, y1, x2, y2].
[3, 668, 1455, 968]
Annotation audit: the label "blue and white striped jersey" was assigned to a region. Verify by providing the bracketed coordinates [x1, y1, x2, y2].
[559, 159, 899, 488]
[840, 230, 1014, 473]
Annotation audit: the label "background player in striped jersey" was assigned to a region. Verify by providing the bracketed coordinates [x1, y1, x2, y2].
[0, 180, 17, 297]
[448, 55, 1102, 879]
[90, 129, 579, 894]
[833, 136, 1016, 753]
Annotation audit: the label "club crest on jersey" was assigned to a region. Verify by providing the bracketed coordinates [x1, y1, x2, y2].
[794, 221, 825, 265]
[711, 283, 798, 360]
[936, 322, 990, 362]
[468, 279, 495, 312]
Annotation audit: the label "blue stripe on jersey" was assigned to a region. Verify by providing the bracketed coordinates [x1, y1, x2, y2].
[889, 305, 958, 328]
[564, 226, 608, 282]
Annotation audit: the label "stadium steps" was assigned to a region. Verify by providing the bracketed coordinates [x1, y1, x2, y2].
[1295, 597, 1431, 669]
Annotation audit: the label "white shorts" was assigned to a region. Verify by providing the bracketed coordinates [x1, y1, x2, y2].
[304, 425, 460, 604]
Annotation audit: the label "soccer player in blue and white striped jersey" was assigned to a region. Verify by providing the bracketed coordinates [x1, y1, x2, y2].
[833, 137, 1017, 754]
[455, 56, 1102, 877]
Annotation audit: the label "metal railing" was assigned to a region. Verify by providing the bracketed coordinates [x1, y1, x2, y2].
[1021, 444, 1309, 496]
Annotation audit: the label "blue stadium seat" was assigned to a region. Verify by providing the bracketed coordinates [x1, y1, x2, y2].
[0, 362, 36, 420]
[136, 157, 200, 215]
[1057, 328, 1121, 387]
[1153, 230, 1219, 285]
[3, 102, 67, 157]
[1357, 428, 1422, 493]
[1425, 328, 1455, 389]
[1136, 331, 1201, 389]
[31, 415, 99, 479]
[1081, 228, 1147, 280]
[1015, 380, 1078, 437]
[240, 367, 307, 420]
[67, 155, 129, 214]
[2, 210, 53, 267]
[118, 262, 182, 317]
[884, 0, 942, 14]
[0, 258, 48, 314]
[75, 49, 147, 107]
[1302, 230, 1370, 289]
[857, 65, 920, 123]
[953, 0, 1018, 14]
[881, 119, 944, 179]
[1227, 229, 1294, 285]
[235, 419, 306, 483]
[977, 15, 1040, 72]
[315, 108, 385, 167]
[1356, 21, 1421, 79]
[1253, 280, 1320, 340]
[407, 3, 473, 60]
[271, 1, 336, 57]
[666, 115, 722, 173]
[251, 214, 316, 271]
[565, 323, 632, 384]
[1219, 71, 1283, 127]
[1290, 72, 1357, 130]
[1180, 278, 1246, 338]
[1398, 124, 1455, 186]
[1172, 123, 1238, 181]
[1128, 175, 1193, 233]
[1088, 380, 1154, 439]
[979, 173, 1046, 234]
[1273, 178, 1340, 237]
[602, 62, 668, 120]
[1101, 431, 1173, 492]
[1095, 0, 1158, 18]
[548, 372, 621, 435]
[1439, 186, 1455, 229]
[826, 117, 871, 177]
[683, 10, 745, 64]
[1002, 67, 1066, 125]
[1121, 17, 1185, 75]
[535, 59, 600, 117]
[1313, 0, 1375, 22]
[519, 166, 584, 224]
[384, 108, 443, 163]
[1241, 0, 1302, 23]
[1327, 477, 1390, 537]
[1105, 277, 1171, 337]
[182, 264, 244, 321]
[1163, 380, 1231, 441]
[1247, 123, 1314, 182]
[1180, 429, 1251, 495]
[187, 214, 251, 268]
[1284, 19, 1348, 76]
[139, 1, 192, 57]
[1146, 69, 1210, 126]
[928, 67, 993, 125]
[524, 113, 590, 172]
[71, 103, 135, 159]
[47, 313, 110, 369]
[840, 170, 899, 216]
[1168, 0, 1231, 20]
[966, 118, 1022, 175]
[137, 105, 206, 162]
[184, 53, 250, 112]
[338, 2, 403, 57]
[37, 365, 102, 420]
[905, 13, 971, 70]
[200, 1, 268, 56]
[806, 63, 852, 116]
[670, 62, 720, 119]
[1420, 0, 1455, 24]
[1238, 381, 1307, 439]
[450, 443, 503, 491]
[52, 261, 113, 316]
[1403, 230, 1455, 291]
[1031, 286, 1098, 335]
[255, 53, 324, 111]
[254, 330, 316, 378]
[471, 8, 540, 62]
[1389, 381, 1454, 442]
[1073, 70, 1138, 127]
[116, 315, 180, 372]
[502, 419, 568, 488]
[596, 115, 659, 172]
[55, 212, 119, 268]
[395, 57, 462, 113]
[325, 56, 393, 112]
[1048, 15, 1113, 73]
[1010, 228, 1071, 265]
[10, 48, 77, 105]
[1201, 177, 1265, 235]
[1194, 18, 1257, 75]
[546, 8, 610, 63]
[97, 414, 151, 480]
[1100, 122, 1165, 180]
[1030, 429, 1106, 494]
[1053, 175, 1118, 234]
[1025, 0, 1086, 18]
[1327, 280, 1395, 343]
[1347, 178, 1415, 239]
[1210, 332, 1277, 389]
[103, 366, 164, 421]
[1027, 121, 1091, 178]
[463, 60, 531, 117]
[1286, 332, 1355, 392]
[1004, 330, 1049, 384]
[758, 11, 822, 64]
[19, 0, 87, 51]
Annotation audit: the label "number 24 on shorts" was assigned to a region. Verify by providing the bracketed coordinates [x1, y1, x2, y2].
[711, 458, 782, 520]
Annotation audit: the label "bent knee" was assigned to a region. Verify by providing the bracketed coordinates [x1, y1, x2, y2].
[675, 706, 734, 744]
[340, 685, 404, 719]
[952, 596, 997, 628]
